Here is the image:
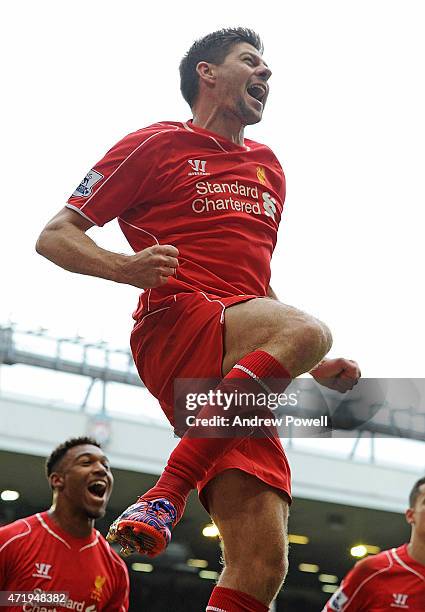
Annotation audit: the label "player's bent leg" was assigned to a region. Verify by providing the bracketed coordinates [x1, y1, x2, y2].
[107, 297, 326, 558]
[223, 297, 332, 377]
[107, 349, 291, 558]
[204, 469, 289, 609]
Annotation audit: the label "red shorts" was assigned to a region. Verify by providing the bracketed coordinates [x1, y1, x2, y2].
[130, 291, 292, 510]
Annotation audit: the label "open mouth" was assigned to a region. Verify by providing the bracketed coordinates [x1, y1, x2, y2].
[247, 83, 267, 106]
[87, 481, 107, 501]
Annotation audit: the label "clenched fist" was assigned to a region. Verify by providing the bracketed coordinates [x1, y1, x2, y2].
[117, 244, 179, 289]
[309, 358, 361, 393]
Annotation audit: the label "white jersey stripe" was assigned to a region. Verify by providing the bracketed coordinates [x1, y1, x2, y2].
[65, 203, 97, 224]
[132, 306, 171, 333]
[36, 513, 71, 549]
[0, 518, 31, 552]
[79, 530, 100, 552]
[118, 218, 161, 313]
[183, 121, 227, 153]
[118, 218, 159, 245]
[343, 551, 393, 610]
[199, 291, 226, 323]
[182, 121, 249, 151]
[206, 607, 227, 612]
[233, 363, 273, 395]
[391, 547, 425, 582]
[208, 136, 228, 153]
[36, 513, 72, 549]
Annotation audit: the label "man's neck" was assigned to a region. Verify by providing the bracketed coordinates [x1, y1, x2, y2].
[48, 504, 94, 539]
[192, 106, 245, 146]
[407, 536, 425, 566]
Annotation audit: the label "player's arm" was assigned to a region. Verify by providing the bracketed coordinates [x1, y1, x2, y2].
[36, 207, 178, 290]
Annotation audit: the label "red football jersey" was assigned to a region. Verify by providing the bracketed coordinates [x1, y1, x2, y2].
[0, 512, 129, 611]
[322, 545, 425, 611]
[66, 120, 286, 319]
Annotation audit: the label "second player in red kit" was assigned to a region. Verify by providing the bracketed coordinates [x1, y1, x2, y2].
[322, 477, 425, 611]
[0, 438, 129, 611]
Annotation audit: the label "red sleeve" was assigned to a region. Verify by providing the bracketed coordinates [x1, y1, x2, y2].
[322, 558, 378, 611]
[66, 125, 173, 227]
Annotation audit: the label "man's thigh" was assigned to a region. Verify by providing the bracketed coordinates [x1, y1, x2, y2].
[222, 297, 322, 376]
[203, 469, 289, 567]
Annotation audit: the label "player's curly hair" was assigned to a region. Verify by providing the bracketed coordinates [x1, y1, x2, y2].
[180, 27, 264, 109]
[45, 436, 101, 478]
[409, 476, 425, 508]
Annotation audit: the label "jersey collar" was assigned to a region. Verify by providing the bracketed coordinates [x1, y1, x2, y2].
[38, 511, 98, 551]
[183, 120, 251, 152]
[393, 543, 425, 578]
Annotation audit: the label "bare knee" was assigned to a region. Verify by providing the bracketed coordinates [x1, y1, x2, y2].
[265, 313, 333, 377]
[295, 316, 333, 364]
[254, 549, 288, 596]
[223, 299, 332, 378]
[223, 546, 288, 602]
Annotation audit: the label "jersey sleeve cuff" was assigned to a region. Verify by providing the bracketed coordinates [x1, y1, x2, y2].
[65, 203, 100, 226]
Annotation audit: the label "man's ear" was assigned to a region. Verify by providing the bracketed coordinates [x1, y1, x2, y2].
[196, 61, 216, 84]
[49, 472, 65, 491]
[405, 507, 415, 525]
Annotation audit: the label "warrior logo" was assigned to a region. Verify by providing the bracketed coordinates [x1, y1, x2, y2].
[391, 593, 409, 608]
[188, 159, 209, 175]
[73, 169, 104, 198]
[32, 562, 52, 579]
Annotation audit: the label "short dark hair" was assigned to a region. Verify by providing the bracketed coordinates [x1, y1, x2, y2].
[180, 27, 264, 108]
[409, 477, 425, 508]
[45, 436, 101, 478]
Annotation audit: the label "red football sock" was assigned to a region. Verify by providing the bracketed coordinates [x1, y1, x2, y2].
[206, 586, 269, 612]
[143, 350, 291, 521]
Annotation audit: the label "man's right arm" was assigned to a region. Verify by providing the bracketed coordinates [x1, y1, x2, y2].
[36, 207, 179, 290]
